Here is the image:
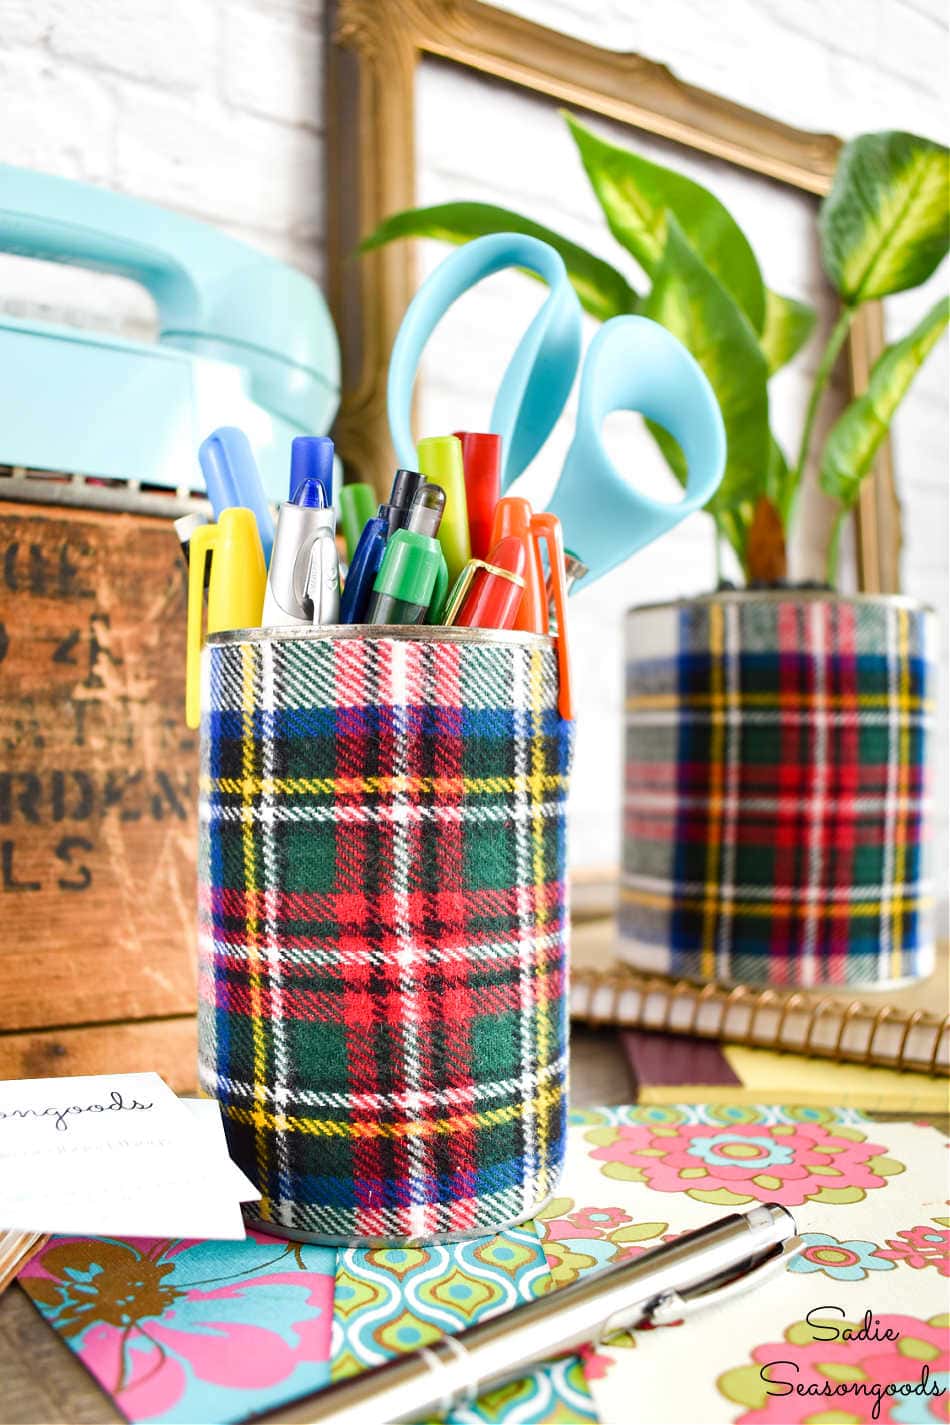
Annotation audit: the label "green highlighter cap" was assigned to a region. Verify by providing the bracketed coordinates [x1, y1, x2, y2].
[373, 529, 441, 605]
[339, 482, 378, 561]
[416, 435, 471, 587]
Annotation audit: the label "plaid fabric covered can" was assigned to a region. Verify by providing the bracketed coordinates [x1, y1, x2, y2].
[621, 592, 935, 989]
[197, 626, 574, 1244]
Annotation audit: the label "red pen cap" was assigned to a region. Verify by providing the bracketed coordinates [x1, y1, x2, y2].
[530, 512, 573, 720]
[455, 431, 501, 561]
[453, 536, 526, 631]
[488, 496, 546, 634]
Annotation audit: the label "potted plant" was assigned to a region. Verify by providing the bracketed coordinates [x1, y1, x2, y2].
[363, 121, 948, 989]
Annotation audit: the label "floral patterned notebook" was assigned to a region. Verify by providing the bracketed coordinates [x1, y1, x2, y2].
[17, 1106, 949, 1425]
[18, 1232, 336, 1423]
[544, 1106, 949, 1425]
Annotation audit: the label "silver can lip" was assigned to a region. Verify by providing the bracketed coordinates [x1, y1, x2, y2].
[626, 589, 934, 616]
[207, 624, 553, 649]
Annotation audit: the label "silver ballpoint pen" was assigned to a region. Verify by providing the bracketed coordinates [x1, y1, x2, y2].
[262, 480, 340, 628]
[259, 1203, 802, 1425]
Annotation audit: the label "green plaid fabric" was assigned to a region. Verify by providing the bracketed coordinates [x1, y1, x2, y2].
[197, 631, 573, 1242]
[621, 594, 935, 988]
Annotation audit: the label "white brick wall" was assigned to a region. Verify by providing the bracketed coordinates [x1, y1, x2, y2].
[0, 0, 946, 903]
[0, 0, 325, 325]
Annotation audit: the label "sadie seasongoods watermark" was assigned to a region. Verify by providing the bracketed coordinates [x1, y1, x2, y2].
[759, 1308, 947, 1421]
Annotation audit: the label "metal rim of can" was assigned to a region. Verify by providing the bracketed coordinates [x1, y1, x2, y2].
[207, 624, 554, 648]
[625, 589, 935, 617]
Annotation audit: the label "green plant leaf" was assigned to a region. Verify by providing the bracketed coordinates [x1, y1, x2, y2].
[766, 432, 795, 522]
[761, 290, 816, 373]
[641, 217, 771, 515]
[819, 131, 950, 303]
[565, 112, 766, 332]
[820, 294, 950, 508]
[716, 504, 754, 570]
[359, 201, 637, 322]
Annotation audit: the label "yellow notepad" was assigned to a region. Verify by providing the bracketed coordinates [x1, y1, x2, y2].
[635, 1043, 950, 1111]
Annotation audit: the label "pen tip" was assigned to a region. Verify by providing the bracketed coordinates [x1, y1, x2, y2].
[291, 477, 328, 508]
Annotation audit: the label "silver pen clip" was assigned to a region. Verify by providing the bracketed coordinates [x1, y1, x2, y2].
[302, 527, 341, 625]
[645, 1235, 804, 1326]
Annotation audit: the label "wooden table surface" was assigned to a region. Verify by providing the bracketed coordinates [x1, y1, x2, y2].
[1, 1028, 945, 1425]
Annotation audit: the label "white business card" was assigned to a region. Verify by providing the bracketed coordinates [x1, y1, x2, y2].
[0, 1072, 260, 1240]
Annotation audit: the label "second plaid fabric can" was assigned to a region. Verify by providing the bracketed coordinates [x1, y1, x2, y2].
[197, 627, 574, 1243]
[621, 592, 935, 989]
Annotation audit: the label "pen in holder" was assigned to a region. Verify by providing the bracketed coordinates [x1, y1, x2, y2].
[196, 625, 574, 1244]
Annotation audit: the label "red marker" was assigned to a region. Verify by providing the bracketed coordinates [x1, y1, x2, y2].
[455, 431, 501, 561]
[488, 496, 546, 634]
[442, 535, 526, 631]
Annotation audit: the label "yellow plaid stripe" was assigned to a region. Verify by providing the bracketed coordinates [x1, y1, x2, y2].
[200, 773, 569, 797]
[220, 1079, 564, 1140]
[528, 645, 550, 1176]
[240, 643, 269, 1212]
[700, 601, 724, 979]
[621, 885, 933, 917]
[625, 691, 934, 713]
[893, 608, 910, 980]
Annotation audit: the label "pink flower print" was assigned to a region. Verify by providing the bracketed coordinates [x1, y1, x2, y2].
[533, 1197, 669, 1288]
[719, 1311, 949, 1424]
[585, 1121, 904, 1207]
[877, 1223, 950, 1276]
[578, 1344, 617, 1380]
[565, 1207, 635, 1236]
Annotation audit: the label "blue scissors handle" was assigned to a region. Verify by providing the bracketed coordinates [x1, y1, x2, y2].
[387, 235, 726, 590]
[388, 233, 582, 486]
[547, 316, 726, 591]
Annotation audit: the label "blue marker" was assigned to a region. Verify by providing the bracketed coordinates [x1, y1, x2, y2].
[290, 435, 335, 511]
[340, 507, 389, 624]
[199, 427, 275, 565]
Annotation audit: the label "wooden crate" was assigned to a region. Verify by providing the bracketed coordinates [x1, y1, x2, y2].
[0, 503, 199, 1090]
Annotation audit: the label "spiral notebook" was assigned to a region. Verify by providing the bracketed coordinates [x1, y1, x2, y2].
[570, 919, 950, 1076]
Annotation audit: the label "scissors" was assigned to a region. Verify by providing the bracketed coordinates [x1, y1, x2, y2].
[387, 234, 725, 591]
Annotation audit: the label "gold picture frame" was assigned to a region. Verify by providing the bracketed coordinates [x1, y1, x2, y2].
[324, 0, 900, 593]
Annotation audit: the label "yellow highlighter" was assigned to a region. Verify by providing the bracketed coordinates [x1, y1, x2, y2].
[416, 435, 471, 587]
[186, 507, 266, 729]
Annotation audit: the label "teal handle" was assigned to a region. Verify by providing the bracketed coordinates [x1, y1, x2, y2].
[546, 317, 726, 590]
[388, 235, 725, 590]
[0, 163, 339, 434]
[388, 233, 582, 488]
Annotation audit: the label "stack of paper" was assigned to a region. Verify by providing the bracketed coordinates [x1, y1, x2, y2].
[0, 1072, 258, 1242]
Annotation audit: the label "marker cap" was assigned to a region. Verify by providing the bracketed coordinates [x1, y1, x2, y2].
[404, 483, 445, 539]
[416, 435, 471, 586]
[291, 477, 327, 509]
[455, 431, 501, 561]
[339, 482, 378, 559]
[489, 496, 546, 634]
[379, 468, 426, 535]
[186, 508, 266, 729]
[444, 535, 526, 631]
[290, 435, 335, 506]
[198, 426, 275, 564]
[372, 529, 443, 607]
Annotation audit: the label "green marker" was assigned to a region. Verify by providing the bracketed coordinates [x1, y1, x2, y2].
[339, 482, 378, 561]
[365, 485, 449, 625]
[416, 435, 471, 587]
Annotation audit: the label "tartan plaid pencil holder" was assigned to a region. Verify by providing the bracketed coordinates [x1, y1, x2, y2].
[621, 592, 936, 990]
[197, 626, 574, 1244]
